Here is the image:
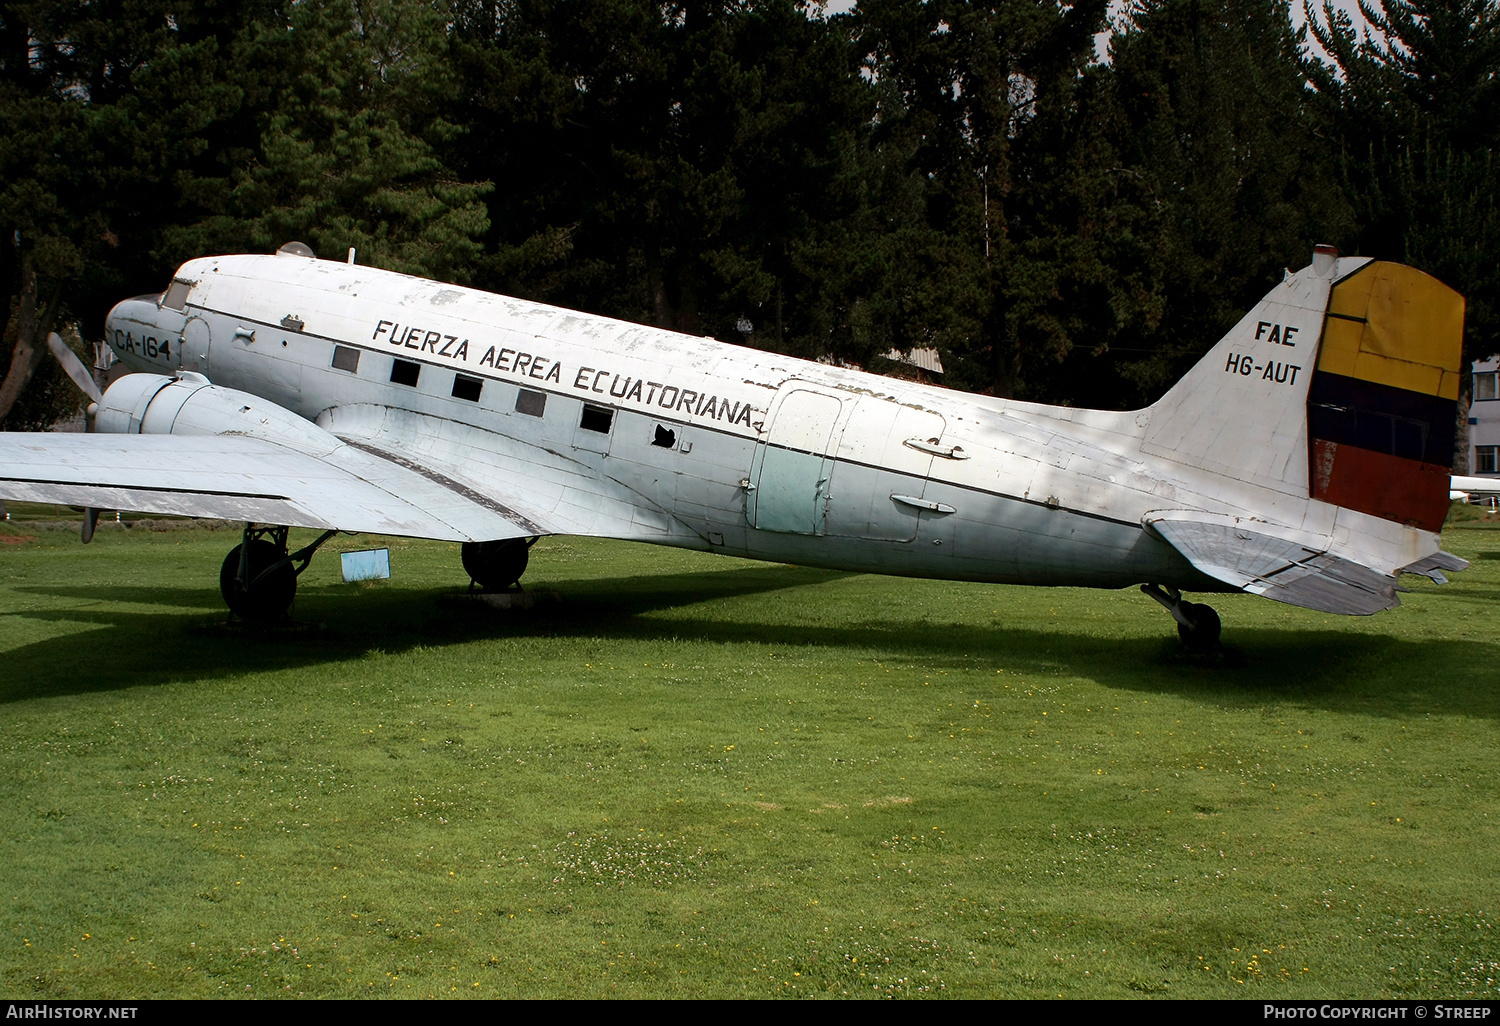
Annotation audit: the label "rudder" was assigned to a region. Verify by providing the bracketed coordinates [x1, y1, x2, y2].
[1307, 261, 1464, 533]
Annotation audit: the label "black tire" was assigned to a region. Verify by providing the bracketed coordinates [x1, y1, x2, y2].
[461, 538, 530, 591]
[1176, 601, 1222, 649]
[219, 540, 296, 622]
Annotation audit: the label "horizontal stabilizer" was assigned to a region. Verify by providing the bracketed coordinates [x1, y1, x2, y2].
[1397, 550, 1469, 585]
[1146, 514, 1405, 615]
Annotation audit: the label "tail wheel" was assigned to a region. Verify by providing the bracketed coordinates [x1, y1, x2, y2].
[220, 539, 297, 622]
[1176, 601, 1222, 650]
[461, 538, 531, 591]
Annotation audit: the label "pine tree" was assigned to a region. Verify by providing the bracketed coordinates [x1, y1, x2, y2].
[852, 0, 1113, 399]
[450, 0, 872, 358]
[1307, 0, 1500, 367]
[167, 0, 492, 283]
[0, 0, 249, 425]
[1101, 0, 1350, 404]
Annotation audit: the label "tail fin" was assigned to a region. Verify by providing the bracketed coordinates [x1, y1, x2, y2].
[1141, 252, 1464, 534]
[1140, 254, 1342, 495]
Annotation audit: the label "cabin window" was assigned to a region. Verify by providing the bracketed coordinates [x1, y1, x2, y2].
[652, 424, 676, 448]
[452, 375, 483, 402]
[162, 280, 193, 311]
[1478, 446, 1500, 475]
[516, 389, 546, 417]
[1476, 371, 1499, 402]
[579, 404, 613, 433]
[332, 346, 360, 373]
[390, 359, 421, 387]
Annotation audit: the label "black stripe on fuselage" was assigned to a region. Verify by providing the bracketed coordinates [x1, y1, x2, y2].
[190, 304, 769, 432]
[189, 304, 1144, 532]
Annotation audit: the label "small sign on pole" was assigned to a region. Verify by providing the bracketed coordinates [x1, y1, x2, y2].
[341, 548, 391, 582]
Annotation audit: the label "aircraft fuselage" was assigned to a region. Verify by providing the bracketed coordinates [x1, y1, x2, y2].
[97, 251, 1414, 596]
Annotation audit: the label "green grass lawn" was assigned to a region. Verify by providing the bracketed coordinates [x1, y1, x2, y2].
[1, 506, 1497, 999]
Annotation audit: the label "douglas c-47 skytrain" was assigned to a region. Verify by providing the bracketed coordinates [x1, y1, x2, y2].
[0, 243, 1470, 647]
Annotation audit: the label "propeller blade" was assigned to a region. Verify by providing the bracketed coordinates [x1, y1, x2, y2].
[47, 332, 103, 405]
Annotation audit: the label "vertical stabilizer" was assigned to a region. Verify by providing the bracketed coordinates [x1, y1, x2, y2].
[1140, 259, 1341, 496]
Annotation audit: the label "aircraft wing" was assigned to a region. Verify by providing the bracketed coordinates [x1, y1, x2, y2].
[0, 432, 545, 542]
[1452, 475, 1500, 500]
[1145, 513, 1468, 616]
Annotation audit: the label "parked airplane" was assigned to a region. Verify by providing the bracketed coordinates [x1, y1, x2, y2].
[0, 243, 1468, 647]
[1451, 475, 1500, 504]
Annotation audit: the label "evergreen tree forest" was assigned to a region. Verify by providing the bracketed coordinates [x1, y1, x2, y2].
[2, 0, 1497, 429]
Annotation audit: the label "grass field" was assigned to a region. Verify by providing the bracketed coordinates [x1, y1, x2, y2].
[1, 504, 1497, 999]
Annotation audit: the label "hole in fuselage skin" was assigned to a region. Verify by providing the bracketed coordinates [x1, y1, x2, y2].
[652, 425, 676, 448]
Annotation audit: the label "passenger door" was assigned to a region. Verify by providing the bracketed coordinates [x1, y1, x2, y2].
[747, 384, 844, 535]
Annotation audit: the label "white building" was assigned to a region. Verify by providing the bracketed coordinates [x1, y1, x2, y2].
[1472, 358, 1500, 476]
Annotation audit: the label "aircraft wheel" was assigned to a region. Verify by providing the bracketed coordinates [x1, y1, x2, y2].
[461, 538, 530, 591]
[219, 540, 297, 622]
[1176, 601, 1221, 649]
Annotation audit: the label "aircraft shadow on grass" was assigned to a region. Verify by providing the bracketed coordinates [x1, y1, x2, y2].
[1421, 585, 1500, 601]
[22, 584, 235, 609]
[5, 564, 1499, 720]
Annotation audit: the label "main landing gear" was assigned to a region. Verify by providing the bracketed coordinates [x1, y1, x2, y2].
[461, 538, 536, 592]
[217, 530, 537, 620]
[1141, 584, 1221, 650]
[219, 524, 337, 622]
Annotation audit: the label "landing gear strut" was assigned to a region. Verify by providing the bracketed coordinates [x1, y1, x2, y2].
[1141, 584, 1221, 650]
[219, 524, 337, 622]
[461, 537, 536, 592]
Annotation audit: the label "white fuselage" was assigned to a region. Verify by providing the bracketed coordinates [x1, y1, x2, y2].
[98, 252, 1426, 592]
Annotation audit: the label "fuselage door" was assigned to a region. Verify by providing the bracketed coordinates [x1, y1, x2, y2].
[180, 314, 212, 374]
[747, 385, 844, 535]
[825, 400, 946, 542]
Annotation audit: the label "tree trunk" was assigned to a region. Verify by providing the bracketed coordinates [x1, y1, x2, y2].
[0, 247, 61, 425]
[649, 257, 675, 331]
[775, 283, 783, 351]
[1455, 391, 1472, 475]
[0, 237, 17, 350]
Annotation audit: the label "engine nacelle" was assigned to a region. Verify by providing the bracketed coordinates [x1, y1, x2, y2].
[95, 372, 339, 457]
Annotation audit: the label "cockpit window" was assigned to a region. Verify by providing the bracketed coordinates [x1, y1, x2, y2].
[162, 279, 193, 311]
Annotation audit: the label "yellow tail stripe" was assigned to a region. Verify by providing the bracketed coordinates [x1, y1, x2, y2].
[1317, 262, 1464, 400]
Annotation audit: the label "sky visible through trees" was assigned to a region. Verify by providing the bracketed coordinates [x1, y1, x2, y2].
[1, 0, 1495, 429]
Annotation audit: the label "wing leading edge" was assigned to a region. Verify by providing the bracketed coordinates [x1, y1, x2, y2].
[0, 432, 545, 542]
